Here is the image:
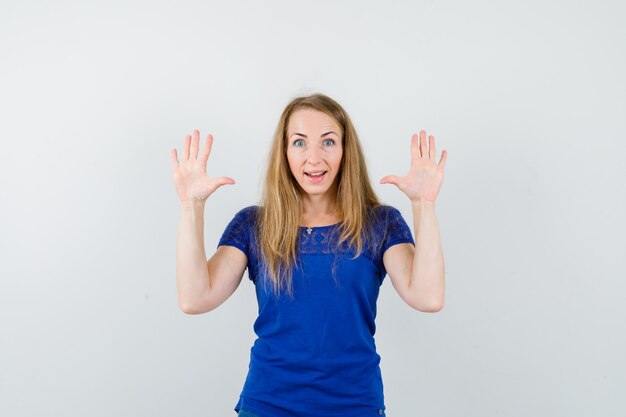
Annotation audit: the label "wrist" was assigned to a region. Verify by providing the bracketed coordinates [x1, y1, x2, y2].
[411, 198, 436, 207]
[180, 199, 206, 209]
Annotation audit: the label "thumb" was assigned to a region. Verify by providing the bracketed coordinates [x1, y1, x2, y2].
[216, 177, 236, 187]
[380, 175, 400, 185]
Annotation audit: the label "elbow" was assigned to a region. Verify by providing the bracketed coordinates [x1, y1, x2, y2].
[412, 298, 445, 313]
[179, 301, 198, 315]
[178, 285, 214, 314]
[428, 301, 445, 312]
[179, 299, 211, 315]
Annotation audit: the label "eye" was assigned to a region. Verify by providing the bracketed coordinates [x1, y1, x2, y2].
[293, 139, 304, 147]
[323, 139, 335, 146]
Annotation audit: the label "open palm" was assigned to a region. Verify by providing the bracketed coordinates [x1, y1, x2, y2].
[171, 129, 235, 203]
[380, 130, 447, 202]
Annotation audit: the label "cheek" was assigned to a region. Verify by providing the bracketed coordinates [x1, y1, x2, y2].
[286, 152, 301, 173]
[331, 151, 343, 170]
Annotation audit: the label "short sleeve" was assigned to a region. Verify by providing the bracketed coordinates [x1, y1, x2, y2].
[217, 206, 256, 258]
[380, 206, 415, 255]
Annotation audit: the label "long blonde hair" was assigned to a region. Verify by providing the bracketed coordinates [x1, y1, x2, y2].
[255, 93, 383, 298]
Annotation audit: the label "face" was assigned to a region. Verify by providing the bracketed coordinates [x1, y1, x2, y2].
[286, 108, 343, 198]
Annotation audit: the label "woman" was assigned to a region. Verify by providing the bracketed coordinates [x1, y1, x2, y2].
[171, 93, 447, 417]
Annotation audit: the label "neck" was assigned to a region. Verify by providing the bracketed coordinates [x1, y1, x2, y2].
[299, 193, 340, 226]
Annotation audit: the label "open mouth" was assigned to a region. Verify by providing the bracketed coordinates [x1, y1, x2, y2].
[304, 171, 327, 183]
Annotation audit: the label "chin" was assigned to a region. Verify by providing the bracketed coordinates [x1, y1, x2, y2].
[299, 184, 330, 194]
[297, 179, 338, 196]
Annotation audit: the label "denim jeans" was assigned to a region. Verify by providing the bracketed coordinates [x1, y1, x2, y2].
[238, 407, 386, 416]
[237, 410, 261, 417]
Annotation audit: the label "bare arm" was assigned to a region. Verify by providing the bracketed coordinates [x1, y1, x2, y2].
[171, 130, 245, 314]
[380, 130, 447, 312]
[176, 200, 210, 313]
[384, 200, 445, 312]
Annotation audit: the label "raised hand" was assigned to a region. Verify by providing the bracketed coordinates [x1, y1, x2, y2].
[380, 130, 447, 202]
[171, 129, 235, 204]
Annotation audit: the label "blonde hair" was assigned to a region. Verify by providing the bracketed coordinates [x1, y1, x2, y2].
[255, 93, 383, 298]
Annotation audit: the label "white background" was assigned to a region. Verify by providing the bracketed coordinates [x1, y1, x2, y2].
[1, 0, 624, 416]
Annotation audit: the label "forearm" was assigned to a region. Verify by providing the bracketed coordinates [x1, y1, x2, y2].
[409, 199, 445, 311]
[176, 200, 211, 310]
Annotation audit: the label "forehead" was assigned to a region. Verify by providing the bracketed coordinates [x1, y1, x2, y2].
[287, 108, 341, 134]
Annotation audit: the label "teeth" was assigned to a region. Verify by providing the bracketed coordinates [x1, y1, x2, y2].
[307, 171, 326, 177]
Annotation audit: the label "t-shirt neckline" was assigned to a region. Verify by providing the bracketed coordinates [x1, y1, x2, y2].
[298, 222, 341, 229]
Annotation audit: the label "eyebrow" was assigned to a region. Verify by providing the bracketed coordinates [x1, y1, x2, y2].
[291, 131, 338, 138]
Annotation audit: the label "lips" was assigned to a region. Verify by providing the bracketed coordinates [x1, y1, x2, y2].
[304, 170, 327, 184]
[305, 170, 327, 177]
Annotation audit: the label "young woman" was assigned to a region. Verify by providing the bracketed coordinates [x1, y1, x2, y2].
[171, 93, 447, 417]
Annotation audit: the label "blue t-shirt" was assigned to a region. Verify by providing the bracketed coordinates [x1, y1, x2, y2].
[217, 204, 415, 417]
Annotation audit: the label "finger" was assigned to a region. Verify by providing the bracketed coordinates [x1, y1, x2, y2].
[439, 150, 448, 170]
[200, 133, 213, 164]
[183, 134, 191, 160]
[216, 176, 236, 186]
[191, 129, 200, 159]
[211, 177, 236, 192]
[419, 130, 427, 159]
[410, 133, 420, 166]
[379, 175, 400, 185]
[170, 148, 179, 169]
[429, 135, 436, 160]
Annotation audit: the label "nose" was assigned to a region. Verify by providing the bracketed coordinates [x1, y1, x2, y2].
[306, 146, 322, 164]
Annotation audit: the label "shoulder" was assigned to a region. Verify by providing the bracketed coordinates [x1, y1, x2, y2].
[221, 206, 261, 235]
[368, 204, 402, 223]
[235, 205, 259, 215]
[367, 204, 413, 244]
[364, 205, 405, 243]
[232, 205, 260, 222]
